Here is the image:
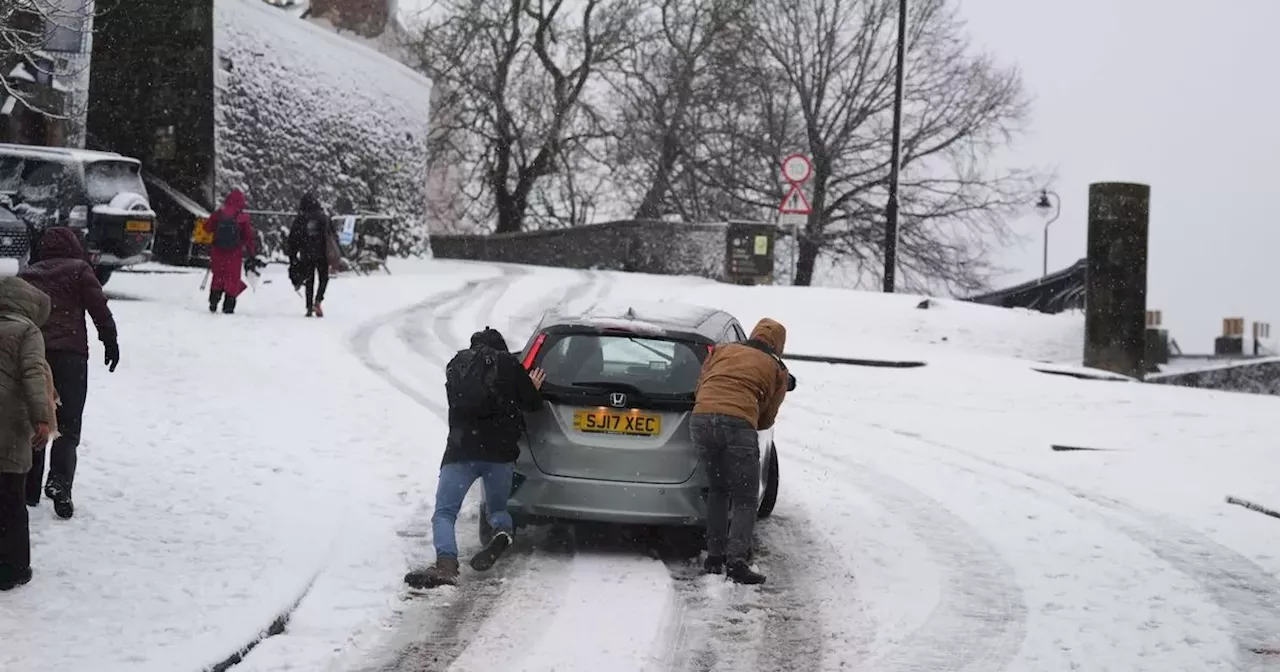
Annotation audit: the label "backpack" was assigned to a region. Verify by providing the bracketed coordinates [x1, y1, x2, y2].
[446, 346, 502, 420]
[211, 212, 240, 249]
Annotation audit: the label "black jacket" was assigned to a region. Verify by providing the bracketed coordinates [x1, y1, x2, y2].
[442, 345, 543, 465]
[286, 193, 331, 264]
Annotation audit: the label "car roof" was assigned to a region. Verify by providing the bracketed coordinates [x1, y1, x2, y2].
[540, 300, 730, 339]
[0, 143, 140, 166]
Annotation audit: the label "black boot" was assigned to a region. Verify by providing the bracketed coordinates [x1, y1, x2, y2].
[209, 289, 223, 313]
[0, 566, 32, 591]
[703, 554, 725, 575]
[470, 530, 513, 571]
[45, 482, 73, 520]
[725, 560, 765, 585]
[222, 295, 237, 314]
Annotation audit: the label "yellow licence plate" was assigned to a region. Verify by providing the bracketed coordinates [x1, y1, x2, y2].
[125, 219, 152, 232]
[572, 409, 661, 436]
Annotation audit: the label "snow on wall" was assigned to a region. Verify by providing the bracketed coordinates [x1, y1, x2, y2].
[213, 0, 431, 255]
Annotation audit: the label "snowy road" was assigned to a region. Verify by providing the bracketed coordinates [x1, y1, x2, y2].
[5, 259, 1280, 672]
[332, 262, 1280, 672]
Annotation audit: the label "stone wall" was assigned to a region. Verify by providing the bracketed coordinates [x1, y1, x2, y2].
[1148, 359, 1280, 396]
[429, 221, 730, 279]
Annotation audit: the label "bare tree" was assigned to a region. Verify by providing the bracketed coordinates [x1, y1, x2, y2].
[699, 0, 1035, 291]
[409, 0, 638, 234]
[1, 0, 96, 120]
[603, 0, 753, 222]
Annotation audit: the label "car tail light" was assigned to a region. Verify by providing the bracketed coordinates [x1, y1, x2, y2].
[69, 206, 87, 228]
[522, 333, 547, 370]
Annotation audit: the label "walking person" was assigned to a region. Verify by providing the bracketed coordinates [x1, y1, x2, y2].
[0, 276, 54, 590]
[204, 189, 255, 314]
[404, 327, 546, 589]
[18, 228, 119, 520]
[691, 318, 790, 585]
[286, 193, 339, 318]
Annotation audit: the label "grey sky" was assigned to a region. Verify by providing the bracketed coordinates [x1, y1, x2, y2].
[962, 0, 1280, 351]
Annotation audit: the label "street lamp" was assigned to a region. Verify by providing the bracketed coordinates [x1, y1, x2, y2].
[1036, 189, 1061, 277]
[881, 0, 908, 292]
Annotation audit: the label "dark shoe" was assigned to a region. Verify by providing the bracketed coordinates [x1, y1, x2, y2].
[45, 482, 73, 519]
[726, 560, 766, 585]
[0, 566, 33, 591]
[470, 530, 513, 571]
[404, 557, 460, 589]
[53, 495, 74, 519]
[222, 296, 237, 314]
[305, 308, 313, 318]
[703, 554, 725, 575]
[209, 289, 223, 313]
[314, 302, 324, 318]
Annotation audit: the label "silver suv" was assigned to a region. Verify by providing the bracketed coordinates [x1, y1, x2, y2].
[485, 302, 783, 555]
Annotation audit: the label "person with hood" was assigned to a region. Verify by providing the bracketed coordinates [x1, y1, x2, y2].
[404, 327, 547, 589]
[18, 227, 119, 520]
[285, 193, 339, 318]
[691, 317, 790, 585]
[203, 189, 255, 314]
[0, 276, 53, 591]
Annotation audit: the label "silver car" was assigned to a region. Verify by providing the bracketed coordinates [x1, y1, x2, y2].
[482, 301, 786, 554]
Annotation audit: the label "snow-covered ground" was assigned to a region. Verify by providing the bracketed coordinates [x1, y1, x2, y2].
[2, 259, 1279, 672]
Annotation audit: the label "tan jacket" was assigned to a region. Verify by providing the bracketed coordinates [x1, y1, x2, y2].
[0, 276, 53, 473]
[693, 318, 788, 430]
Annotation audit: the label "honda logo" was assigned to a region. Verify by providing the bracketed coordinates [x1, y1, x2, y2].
[609, 392, 627, 408]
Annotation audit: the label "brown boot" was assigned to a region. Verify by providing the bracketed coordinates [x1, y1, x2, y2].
[404, 557, 460, 589]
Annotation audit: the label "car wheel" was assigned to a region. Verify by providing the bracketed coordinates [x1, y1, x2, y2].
[757, 443, 780, 519]
[93, 266, 114, 286]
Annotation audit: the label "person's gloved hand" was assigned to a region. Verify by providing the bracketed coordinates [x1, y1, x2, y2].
[104, 340, 120, 372]
[32, 422, 50, 447]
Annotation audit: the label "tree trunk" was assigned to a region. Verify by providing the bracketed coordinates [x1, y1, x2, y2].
[794, 235, 819, 286]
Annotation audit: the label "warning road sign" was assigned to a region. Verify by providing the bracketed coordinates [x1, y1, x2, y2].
[779, 184, 811, 214]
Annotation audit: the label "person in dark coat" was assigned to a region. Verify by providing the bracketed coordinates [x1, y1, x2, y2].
[17, 227, 119, 520]
[404, 327, 546, 589]
[203, 189, 255, 314]
[286, 193, 338, 318]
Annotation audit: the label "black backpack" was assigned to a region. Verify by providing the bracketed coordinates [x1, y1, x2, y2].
[211, 211, 240, 250]
[446, 346, 502, 420]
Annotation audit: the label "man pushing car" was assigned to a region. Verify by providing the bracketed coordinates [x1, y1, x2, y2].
[691, 317, 790, 585]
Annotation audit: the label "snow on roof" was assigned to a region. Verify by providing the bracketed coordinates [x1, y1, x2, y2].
[214, 0, 432, 252]
[0, 143, 133, 164]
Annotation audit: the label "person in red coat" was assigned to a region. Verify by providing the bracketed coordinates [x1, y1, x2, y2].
[203, 189, 255, 314]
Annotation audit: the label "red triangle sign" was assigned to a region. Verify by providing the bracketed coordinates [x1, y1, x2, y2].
[779, 185, 812, 214]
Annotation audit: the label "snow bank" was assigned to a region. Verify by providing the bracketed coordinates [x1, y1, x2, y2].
[214, 0, 432, 256]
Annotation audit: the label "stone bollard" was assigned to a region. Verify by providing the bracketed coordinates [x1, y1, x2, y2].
[1084, 182, 1150, 379]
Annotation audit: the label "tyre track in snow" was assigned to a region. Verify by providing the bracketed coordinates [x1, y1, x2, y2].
[784, 401, 1028, 672]
[351, 267, 617, 671]
[865, 421, 1280, 670]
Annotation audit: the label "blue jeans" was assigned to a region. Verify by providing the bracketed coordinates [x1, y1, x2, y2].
[432, 461, 515, 559]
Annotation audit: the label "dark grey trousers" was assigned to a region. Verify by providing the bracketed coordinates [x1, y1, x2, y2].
[690, 413, 760, 562]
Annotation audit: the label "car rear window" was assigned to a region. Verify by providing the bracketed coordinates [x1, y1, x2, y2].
[538, 333, 707, 397]
[85, 160, 146, 204]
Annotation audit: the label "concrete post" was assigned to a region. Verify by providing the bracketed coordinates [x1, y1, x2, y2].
[1084, 182, 1150, 378]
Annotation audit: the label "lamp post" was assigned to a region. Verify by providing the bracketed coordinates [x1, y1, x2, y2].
[1036, 189, 1060, 277]
[881, 0, 908, 293]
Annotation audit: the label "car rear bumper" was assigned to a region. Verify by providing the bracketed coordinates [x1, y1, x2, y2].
[508, 469, 708, 527]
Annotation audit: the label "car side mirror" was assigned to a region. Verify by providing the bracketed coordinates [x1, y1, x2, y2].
[787, 373, 797, 391]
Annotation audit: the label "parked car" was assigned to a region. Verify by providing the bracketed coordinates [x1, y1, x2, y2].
[0, 205, 29, 272]
[0, 143, 155, 285]
[487, 302, 784, 555]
